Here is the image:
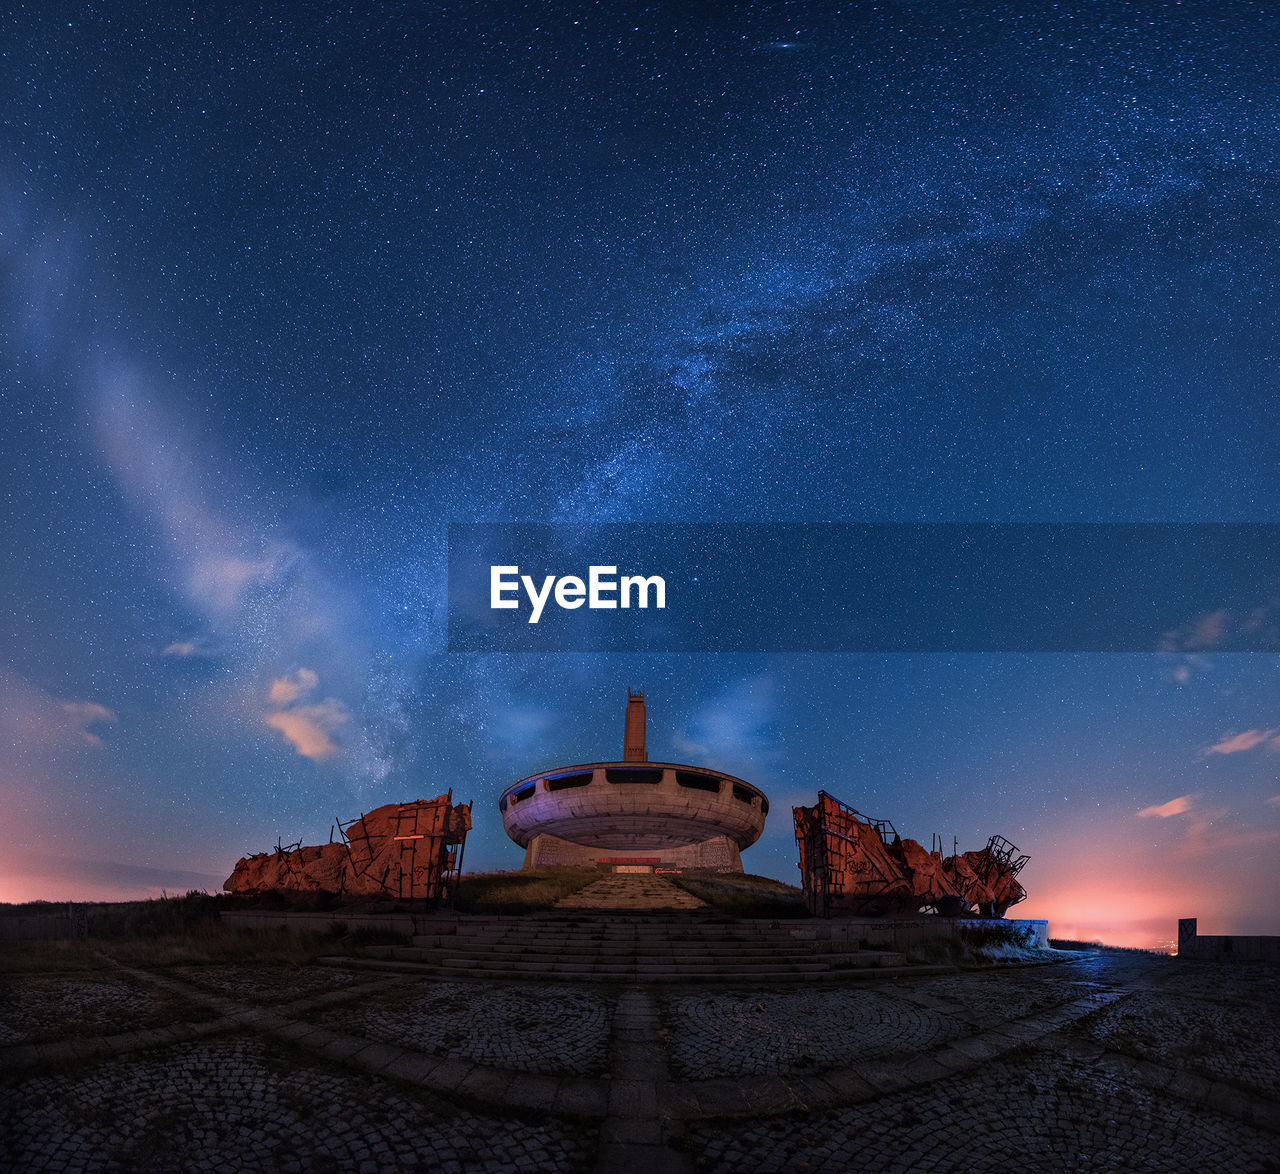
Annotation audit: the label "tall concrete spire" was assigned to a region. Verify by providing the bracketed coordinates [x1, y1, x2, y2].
[623, 689, 647, 761]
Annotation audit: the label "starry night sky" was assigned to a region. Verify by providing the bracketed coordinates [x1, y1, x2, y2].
[3, 2, 1278, 947]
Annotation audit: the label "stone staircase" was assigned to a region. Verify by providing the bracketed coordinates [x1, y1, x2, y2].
[325, 912, 940, 984]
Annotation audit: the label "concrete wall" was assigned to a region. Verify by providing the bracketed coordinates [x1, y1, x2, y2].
[1178, 918, 1280, 962]
[221, 909, 417, 935]
[785, 917, 1050, 952]
[219, 908, 1049, 955]
[501, 762, 767, 855]
[523, 831, 744, 872]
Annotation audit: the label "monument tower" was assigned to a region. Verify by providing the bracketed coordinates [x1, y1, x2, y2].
[499, 690, 768, 873]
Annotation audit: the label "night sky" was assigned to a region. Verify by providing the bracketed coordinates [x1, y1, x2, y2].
[3, 2, 1278, 948]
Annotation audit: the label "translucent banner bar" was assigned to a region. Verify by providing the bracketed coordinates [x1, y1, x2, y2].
[447, 523, 1280, 652]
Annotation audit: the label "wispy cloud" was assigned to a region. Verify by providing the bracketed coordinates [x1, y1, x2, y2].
[61, 701, 117, 746]
[268, 668, 319, 705]
[161, 641, 198, 657]
[1, 671, 119, 751]
[1137, 794, 1193, 819]
[670, 675, 778, 774]
[264, 669, 348, 761]
[90, 369, 414, 790]
[1177, 807, 1280, 858]
[1159, 609, 1227, 652]
[1207, 729, 1277, 755]
[265, 700, 349, 762]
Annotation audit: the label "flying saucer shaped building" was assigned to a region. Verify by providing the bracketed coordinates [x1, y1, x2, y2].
[499, 691, 768, 872]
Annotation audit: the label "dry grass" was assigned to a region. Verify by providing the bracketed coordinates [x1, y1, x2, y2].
[668, 871, 809, 918]
[1050, 938, 1175, 956]
[0, 940, 106, 975]
[96, 924, 356, 968]
[0, 892, 409, 971]
[452, 867, 600, 913]
[0, 928, 335, 973]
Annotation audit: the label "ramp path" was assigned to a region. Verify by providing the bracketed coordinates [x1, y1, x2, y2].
[553, 872, 707, 911]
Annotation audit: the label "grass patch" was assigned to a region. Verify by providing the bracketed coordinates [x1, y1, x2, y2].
[96, 923, 362, 968]
[0, 892, 413, 971]
[452, 867, 600, 914]
[0, 939, 106, 975]
[667, 871, 810, 918]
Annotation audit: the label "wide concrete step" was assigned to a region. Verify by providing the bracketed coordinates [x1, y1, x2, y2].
[371, 945, 908, 970]
[439, 957, 834, 975]
[413, 916, 776, 930]
[320, 955, 946, 983]
[411, 926, 817, 944]
[404, 937, 855, 957]
[398, 949, 886, 969]
[410, 935, 845, 953]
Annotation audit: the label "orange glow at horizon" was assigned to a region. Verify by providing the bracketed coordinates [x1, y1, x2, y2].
[1015, 819, 1276, 949]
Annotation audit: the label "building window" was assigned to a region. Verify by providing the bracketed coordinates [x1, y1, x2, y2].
[606, 767, 663, 784]
[676, 771, 721, 793]
[546, 772, 593, 791]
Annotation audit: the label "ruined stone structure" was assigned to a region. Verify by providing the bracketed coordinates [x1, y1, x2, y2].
[500, 690, 767, 873]
[224, 795, 471, 902]
[794, 790, 1028, 918]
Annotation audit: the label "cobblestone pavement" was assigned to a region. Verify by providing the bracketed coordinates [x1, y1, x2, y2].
[0, 974, 198, 1046]
[0, 949, 1276, 1173]
[885, 969, 1101, 1028]
[1, 1035, 589, 1174]
[1068, 985, 1280, 1099]
[687, 1046, 1279, 1174]
[663, 989, 966, 1077]
[172, 963, 364, 1004]
[312, 981, 613, 1076]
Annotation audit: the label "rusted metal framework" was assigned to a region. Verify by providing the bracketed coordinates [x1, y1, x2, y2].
[225, 793, 472, 904]
[793, 791, 1028, 919]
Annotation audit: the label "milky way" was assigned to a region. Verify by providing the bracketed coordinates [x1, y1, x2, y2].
[2, 2, 1278, 945]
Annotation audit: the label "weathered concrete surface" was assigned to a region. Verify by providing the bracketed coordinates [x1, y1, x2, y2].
[523, 829, 744, 872]
[501, 762, 766, 871]
[2, 950, 1277, 1172]
[500, 689, 768, 875]
[1180, 916, 1280, 962]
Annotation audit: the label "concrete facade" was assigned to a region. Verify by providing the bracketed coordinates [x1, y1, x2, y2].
[499, 691, 768, 873]
[519, 829, 745, 871]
